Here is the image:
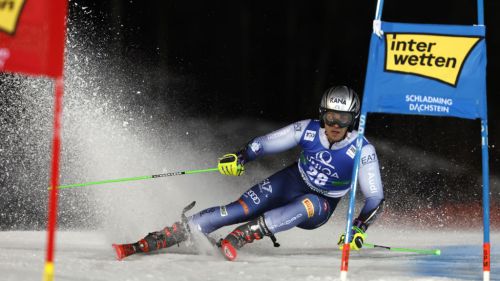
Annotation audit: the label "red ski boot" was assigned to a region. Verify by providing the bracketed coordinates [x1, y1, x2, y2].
[219, 216, 277, 261]
[112, 201, 196, 260]
[112, 221, 190, 260]
[219, 239, 238, 261]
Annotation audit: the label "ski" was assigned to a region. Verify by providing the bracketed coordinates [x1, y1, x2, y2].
[112, 243, 138, 261]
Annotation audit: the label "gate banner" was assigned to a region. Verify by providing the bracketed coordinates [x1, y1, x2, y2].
[362, 22, 486, 120]
[0, 0, 67, 78]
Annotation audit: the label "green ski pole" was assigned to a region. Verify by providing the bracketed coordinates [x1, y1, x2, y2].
[364, 243, 441, 255]
[49, 167, 219, 190]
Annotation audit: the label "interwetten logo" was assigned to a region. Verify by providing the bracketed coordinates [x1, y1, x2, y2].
[0, 0, 26, 35]
[385, 33, 481, 86]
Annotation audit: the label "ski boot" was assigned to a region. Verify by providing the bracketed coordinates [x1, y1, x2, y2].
[219, 216, 279, 261]
[113, 201, 196, 260]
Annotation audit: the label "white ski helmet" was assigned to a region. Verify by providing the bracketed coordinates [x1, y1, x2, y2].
[319, 86, 360, 130]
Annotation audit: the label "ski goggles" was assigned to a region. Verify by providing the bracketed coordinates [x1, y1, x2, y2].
[321, 110, 354, 128]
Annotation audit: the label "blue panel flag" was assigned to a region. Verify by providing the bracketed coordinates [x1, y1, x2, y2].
[362, 22, 487, 119]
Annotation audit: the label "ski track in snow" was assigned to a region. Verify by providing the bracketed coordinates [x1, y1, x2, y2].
[1, 226, 498, 281]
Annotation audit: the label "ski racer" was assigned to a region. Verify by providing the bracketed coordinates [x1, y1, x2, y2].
[113, 85, 385, 261]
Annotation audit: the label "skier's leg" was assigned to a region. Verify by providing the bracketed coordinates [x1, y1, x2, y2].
[189, 165, 302, 234]
[113, 165, 301, 260]
[219, 194, 339, 260]
[113, 191, 269, 260]
[263, 194, 339, 233]
[295, 195, 339, 230]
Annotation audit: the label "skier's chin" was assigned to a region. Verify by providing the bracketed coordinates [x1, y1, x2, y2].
[326, 128, 347, 143]
[329, 134, 342, 142]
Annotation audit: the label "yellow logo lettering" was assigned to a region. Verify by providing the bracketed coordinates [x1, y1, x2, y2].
[0, 0, 26, 35]
[385, 33, 481, 86]
[302, 198, 315, 218]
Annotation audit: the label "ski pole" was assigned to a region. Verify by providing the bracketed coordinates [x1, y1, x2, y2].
[364, 243, 441, 255]
[49, 167, 219, 190]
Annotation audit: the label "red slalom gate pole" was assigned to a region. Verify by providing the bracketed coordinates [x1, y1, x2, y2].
[43, 77, 64, 281]
[340, 244, 350, 280]
[484, 242, 490, 280]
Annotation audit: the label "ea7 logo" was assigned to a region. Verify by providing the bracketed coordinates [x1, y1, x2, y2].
[0, 0, 26, 35]
[385, 33, 482, 86]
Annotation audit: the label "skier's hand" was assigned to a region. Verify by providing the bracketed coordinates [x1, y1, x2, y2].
[218, 153, 245, 176]
[337, 222, 366, 251]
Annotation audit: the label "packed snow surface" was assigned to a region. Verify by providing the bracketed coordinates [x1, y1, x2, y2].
[1, 226, 497, 281]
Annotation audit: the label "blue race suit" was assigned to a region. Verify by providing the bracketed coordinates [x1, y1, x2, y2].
[189, 119, 384, 235]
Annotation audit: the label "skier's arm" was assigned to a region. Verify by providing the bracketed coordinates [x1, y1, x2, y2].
[239, 120, 311, 162]
[355, 144, 385, 231]
[336, 144, 384, 250]
[218, 120, 310, 176]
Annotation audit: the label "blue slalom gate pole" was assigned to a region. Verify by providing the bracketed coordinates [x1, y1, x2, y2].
[340, 3, 381, 276]
[478, 1, 489, 280]
[339, 111, 368, 281]
[374, 0, 384, 20]
[477, 0, 484, 26]
[481, 119, 490, 280]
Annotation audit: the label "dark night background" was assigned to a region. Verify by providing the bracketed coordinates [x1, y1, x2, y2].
[72, 4, 499, 169]
[73, 0, 500, 143]
[69, 0, 499, 225]
[74, 0, 499, 119]
[0, 0, 499, 229]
